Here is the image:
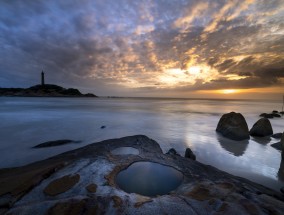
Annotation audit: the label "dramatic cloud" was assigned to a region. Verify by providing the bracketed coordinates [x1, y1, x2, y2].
[0, 0, 283, 98]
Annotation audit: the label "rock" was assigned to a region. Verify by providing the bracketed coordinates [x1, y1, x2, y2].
[1, 135, 284, 214]
[84, 93, 97, 97]
[272, 110, 279, 113]
[271, 142, 282, 151]
[48, 199, 97, 215]
[184, 148, 196, 160]
[216, 112, 249, 141]
[33, 139, 80, 148]
[86, 184, 97, 193]
[44, 174, 80, 196]
[249, 118, 273, 137]
[272, 133, 283, 139]
[272, 113, 281, 118]
[259, 113, 274, 119]
[281, 133, 284, 156]
[280, 111, 284, 115]
[166, 148, 180, 156]
[100, 126, 106, 129]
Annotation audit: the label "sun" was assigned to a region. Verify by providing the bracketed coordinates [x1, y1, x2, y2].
[221, 89, 239, 94]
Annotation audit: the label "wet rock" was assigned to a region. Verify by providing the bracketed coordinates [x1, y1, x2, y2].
[272, 110, 279, 113]
[166, 148, 180, 156]
[271, 142, 281, 151]
[281, 187, 284, 194]
[272, 113, 281, 118]
[250, 118, 273, 137]
[184, 148, 196, 160]
[260, 113, 274, 119]
[1, 135, 284, 214]
[216, 112, 249, 141]
[33, 139, 80, 148]
[86, 183, 97, 193]
[280, 111, 284, 115]
[44, 174, 80, 196]
[272, 133, 283, 139]
[100, 125, 106, 129]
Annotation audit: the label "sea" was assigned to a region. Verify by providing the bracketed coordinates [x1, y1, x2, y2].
[0, 97, 283, 192]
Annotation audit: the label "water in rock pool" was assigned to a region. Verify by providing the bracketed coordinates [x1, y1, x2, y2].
[116, 161, 183, 196]
[0, 97, 283, 191]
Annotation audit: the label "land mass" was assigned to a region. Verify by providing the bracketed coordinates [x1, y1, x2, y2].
[0, 84, 97, 97]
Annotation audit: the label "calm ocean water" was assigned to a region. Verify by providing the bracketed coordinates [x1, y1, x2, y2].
[0, 97, 283, 191]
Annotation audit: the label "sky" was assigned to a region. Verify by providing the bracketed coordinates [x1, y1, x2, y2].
[0, 0, 283, 99]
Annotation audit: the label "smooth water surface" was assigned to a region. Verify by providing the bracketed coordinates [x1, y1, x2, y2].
[0, 97, 283, 191]
[116, 161, 183, 196]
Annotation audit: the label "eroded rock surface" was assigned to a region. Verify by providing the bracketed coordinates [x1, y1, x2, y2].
[0, 135, 283, 215]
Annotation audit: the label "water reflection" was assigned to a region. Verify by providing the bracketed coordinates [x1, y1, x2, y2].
[217, 134, 249, 156]
[252, 137, 271, 145]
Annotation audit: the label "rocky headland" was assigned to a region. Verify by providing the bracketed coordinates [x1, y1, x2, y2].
[0, 84, 97, 97]
[0, 135, 283, 215]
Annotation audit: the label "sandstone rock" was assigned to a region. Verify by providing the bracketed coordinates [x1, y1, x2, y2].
[216, 112, 249, 141]
[184, 148, 196, 160]
[249, 118, 273, 137]
[44, 174, 80, 196]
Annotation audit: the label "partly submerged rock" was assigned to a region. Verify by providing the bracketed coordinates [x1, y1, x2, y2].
[33, 139, 80, 148]
[272, 133, 283, 139]
[216, 112, 249, 141]
[259, 113, 274, 119]
[184, 148, 196, 160]
[273, 113, 281, 118]
[271, 142, 282, 151]
[249, 118, 273, 137]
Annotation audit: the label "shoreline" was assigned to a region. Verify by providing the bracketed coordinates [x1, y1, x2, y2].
[0, 135, 283, 214]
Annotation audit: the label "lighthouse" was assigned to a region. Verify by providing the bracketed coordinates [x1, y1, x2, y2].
[41, 71, 45, 86]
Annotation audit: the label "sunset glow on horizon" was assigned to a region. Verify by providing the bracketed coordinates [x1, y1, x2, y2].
[0, 0, 283, 99]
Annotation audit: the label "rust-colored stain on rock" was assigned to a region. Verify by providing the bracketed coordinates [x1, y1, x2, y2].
[44, 174, 80, 196]
[186, 186, 211, 201]
[86, 183, 97, 193]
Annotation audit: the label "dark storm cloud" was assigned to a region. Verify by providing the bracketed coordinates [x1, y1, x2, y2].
[0, 0, 283, 95]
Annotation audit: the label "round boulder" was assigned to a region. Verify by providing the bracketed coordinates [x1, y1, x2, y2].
[216, 112, 249, 141]
[249, 118, 273, 137]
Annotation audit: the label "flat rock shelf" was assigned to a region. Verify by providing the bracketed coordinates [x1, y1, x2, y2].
[0, 135, 283, 215]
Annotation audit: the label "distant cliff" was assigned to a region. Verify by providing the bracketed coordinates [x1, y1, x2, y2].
[0, 84, 97, 97]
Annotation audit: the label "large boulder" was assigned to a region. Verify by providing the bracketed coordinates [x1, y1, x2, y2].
[249, 118, 273, 137]
[216, 112, 249, 141]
